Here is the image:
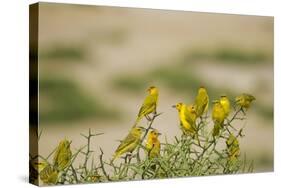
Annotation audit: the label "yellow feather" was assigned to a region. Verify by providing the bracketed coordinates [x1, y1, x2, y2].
[195, 87, 209, 117]
[146, 129, 161, 159]
[220, 96, 231, 117]
[235, 93, 255, 109]
[212, 100, 226, 136]
[133, 86, 159, 127]
[112, 127, 144, 161]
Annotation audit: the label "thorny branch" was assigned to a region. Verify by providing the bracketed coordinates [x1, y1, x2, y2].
[31, 103, 253, 185]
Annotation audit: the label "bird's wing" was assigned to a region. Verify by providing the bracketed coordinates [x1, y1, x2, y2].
[138, 95, 156, 116]
[246, 94, 256, 101]
[202, 95, 209, 106]
[53, 147, 61, 166]
[184, 107, 192, 123]
[196, 94, 207, 112]
[115, 133, 137, 153]
[195, 95, 201, 106]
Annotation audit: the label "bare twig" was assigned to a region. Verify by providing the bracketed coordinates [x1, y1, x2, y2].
[80, 129, 104, 175]
[99, 148, 111, 181]
[70, 165, 79, 183]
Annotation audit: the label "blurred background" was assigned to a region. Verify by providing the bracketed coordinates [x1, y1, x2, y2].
[37, 3, 273, 172]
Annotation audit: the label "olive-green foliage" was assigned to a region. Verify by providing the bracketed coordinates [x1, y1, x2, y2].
[184, 47, 272, 64]
[39, 78, 119, 123]
[40, 45, 85, 61]
[111, 66, 238, 103]
[112, 75, 148, 93]
[112, 66, 201, 96]
[151, 67, 201, 93]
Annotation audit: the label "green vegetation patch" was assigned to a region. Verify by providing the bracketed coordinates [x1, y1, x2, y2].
[111, 66, 233, 100]
[40, 45, 85, 61]
[39, 78, 119, 123]
[184, 47, 272, 64]
[112, 75, 148, 93]
[151, 67, 200, 91]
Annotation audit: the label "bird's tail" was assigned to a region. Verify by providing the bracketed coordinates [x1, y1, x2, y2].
[212, 123, 222, 137]
[111, 154, 118, 163]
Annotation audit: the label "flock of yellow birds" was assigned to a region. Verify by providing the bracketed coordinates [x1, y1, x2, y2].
[34, 86, 255, 184]
[112, 86, 255, 161]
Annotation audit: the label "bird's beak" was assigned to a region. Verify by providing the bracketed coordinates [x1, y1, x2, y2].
[158, 132, 162, 136]
[172, 105, 176, 108]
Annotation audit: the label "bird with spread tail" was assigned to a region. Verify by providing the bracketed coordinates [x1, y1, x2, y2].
[133, 86, 159, 127]
[146, 129, 161, 159]
[112, 126, 145, 161]
[195, 86, 209, 117]
[212, 100, 226, 137]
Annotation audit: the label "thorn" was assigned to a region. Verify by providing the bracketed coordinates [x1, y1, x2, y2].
[80, 133, 88, 139]
[92, 133, 104, 137]
[155, 112, 163, 117]
[99, 147, 104, 155]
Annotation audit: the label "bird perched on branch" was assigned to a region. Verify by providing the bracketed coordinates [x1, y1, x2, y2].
[226, 134, 240, 162]
[133, 86, 159, 127]
[220, 95, 231, 118]
[212, 100, 226, 137]
[53, 139, 72, 171]
[112, 126, 145, 161]
[186, 104, 197, 125]
[146, 129, 161, 159]
[39, 163, 59, 185]
[235, 93, 256, 110]
[173, 103, 197, 135]
[195, 86, 209, 117]
[173, 103, 200, 145]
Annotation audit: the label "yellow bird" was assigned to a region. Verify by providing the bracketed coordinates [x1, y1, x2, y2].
[146, 129, 161, 159]
[39, 164, 58, 185]
[112, 126, 145, 161]
[220, 95, 231, 118]
[235, 93, 256, 110]
[186, 104, 197, 125]
[212, 100, 226, 137]
[133, 86, 159, 127]
[173, 103, 196, 135]
[195, 86, 209, 117]
[53, 139, 72, 171]
[226, 134, 240, 161]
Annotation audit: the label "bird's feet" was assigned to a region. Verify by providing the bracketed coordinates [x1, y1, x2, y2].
[145, 115, 152, 121]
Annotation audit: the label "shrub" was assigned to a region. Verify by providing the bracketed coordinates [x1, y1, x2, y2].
[30, 96, 254, 185]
